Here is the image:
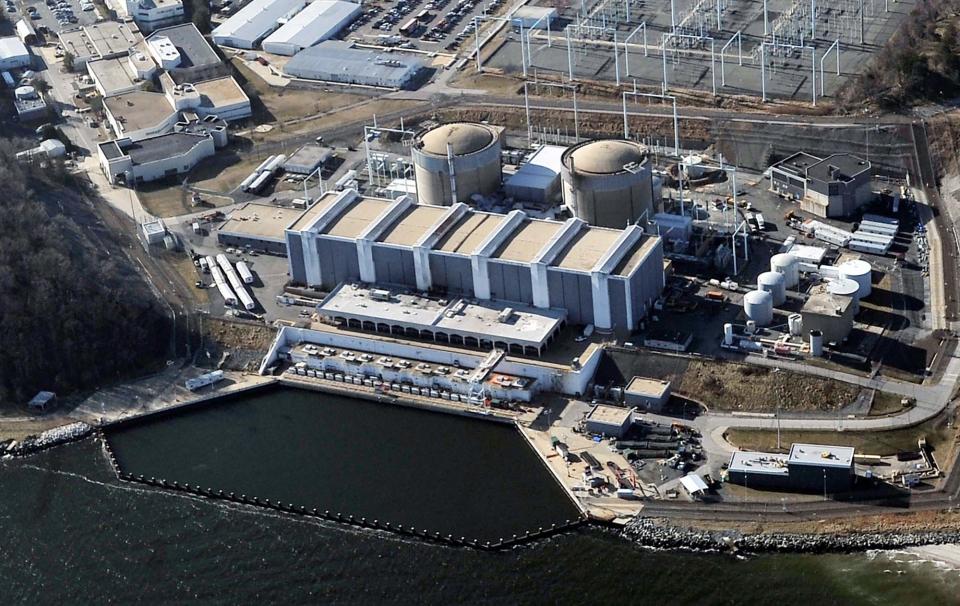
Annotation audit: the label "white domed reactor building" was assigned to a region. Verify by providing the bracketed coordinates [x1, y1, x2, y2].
[411, 122, 502, 206]
[560, 139, 655, 229]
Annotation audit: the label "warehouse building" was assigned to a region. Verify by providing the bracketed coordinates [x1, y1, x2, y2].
[284, 41, 424, 88]
[261, 0, 361, 56]
[217, 203, 303, 254]
[145, 24, 228, 83]
[584, 404, 634, 438]
[211, 0, 308, 49]
[58, 22, 142, 69]
[0, 37, 31, 70]
[284, 144, 334, 174]
[284, 189, 665, 332]
[624, 376, 670, 411]
[769, 152, 872, 218]
[504, 144, 564, 204]
[726, 443, 856, 493]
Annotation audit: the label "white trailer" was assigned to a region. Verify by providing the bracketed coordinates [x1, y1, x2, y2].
[185, 370, 225, 391]
[236, 261, 255, 284]
[262, 154, 287, 175]
[217, 254, 255, 310]
[247, 170, 273, 194]
[210, 267, 238, 305]
[239, 170, 260, 191]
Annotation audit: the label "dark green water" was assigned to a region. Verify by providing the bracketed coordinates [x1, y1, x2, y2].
[1, 386, 957, 604]
[105, 385, 580, 543]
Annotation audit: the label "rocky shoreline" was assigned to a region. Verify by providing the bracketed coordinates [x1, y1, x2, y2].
[623, 517, 960, 554]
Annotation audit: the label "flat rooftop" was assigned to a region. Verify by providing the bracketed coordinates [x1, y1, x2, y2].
[103, 91, 173, 132]
[552, 226, 620, 272]
[87, 57, 138, 94]
[435, 212, 503, 255]
[788, 443, 855, 468]
[728, 451, 789, 476]
[84, 21, 142, 57]
[286, 191, 340, 232]
[194, 76, 249, 110]
[504, 144, 564, 194]
[586, 404, 632, 425]
[613, 235, 659, 277]
[377, 204, 447, 246]
[322, 197, 393, 239]
[58, 29, 99, 61]
[771, 151, 822, 177]
[219, 203, 304, 241]
[807, 154, 870, 183]
[802, 285, 855, 316]
[493, 219, 562, 263]
[317, 283, 566, 348]
[122, 132, 208, 165]
[625, 376, 670, 397]
[146, 23, 220, 68]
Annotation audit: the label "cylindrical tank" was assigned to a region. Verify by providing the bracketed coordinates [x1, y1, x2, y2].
[839, 259, 872, 298]
[723, 323, 734, 345]
[809, 330, 824, 356]
[745, 320, 757, 334]
[827, 277, 861, 314]
[561, 139, 653, 228]
[680, 154, 705, 179]
[743, 289, 774, 326]
[787, 313, 803, 336]
[757, 271, 786, 306]
[411, 122, 502, 206]
[770, 253, 799, 288]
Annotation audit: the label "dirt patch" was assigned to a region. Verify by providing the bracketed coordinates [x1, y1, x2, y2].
[138, 183, 191, 218]
[725, 415, 957, 456]
[198, 316, 276, 372]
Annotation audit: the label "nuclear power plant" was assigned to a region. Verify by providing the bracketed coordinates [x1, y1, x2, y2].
[411, 122, 503, 206]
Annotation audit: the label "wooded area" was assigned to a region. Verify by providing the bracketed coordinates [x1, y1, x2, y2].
[0, 141, 170, 406]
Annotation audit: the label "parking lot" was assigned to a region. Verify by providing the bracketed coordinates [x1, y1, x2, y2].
[345, 0, 506, 54]
[14, 0, 101, 36]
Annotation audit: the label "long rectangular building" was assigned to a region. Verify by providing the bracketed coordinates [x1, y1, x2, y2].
[211, 0, 307, 49]
[283, 189, 664, 332]
[261, 0, 361, 56]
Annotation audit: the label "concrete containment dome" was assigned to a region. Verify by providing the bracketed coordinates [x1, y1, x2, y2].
[743, 289, 774, 326]
[560, 139, 654, 229]
[411, 122, 502, 206]
[770, 253, 799, 288]
[418, 122, 495, 156]
[564, 139, 647, 174]
[838, 259, 872, 298]
[757, 271, 786, 306]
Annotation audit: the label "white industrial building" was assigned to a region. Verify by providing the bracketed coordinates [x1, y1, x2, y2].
[584, 404, 633, 438]
[145, 24, 228, 83]
[211, 0, 308, 49]
[624, 377, 671, 411]
[284, 41, 424, 88]
[0, 37, 30, 70]
[58, 22, 142, 68]
[261, 0, 361, 56]
[504, 144, 564, 204]
[97, 131, 215, 185]
[124, 0, 185, 32]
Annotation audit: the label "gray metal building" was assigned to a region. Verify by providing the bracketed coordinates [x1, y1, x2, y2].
[768, 152, 872, 218]
[726, 443, 855, 493]
[285, 189, 665, 332]
[284, 41, 424, 88]
[411, 122, 502, 206]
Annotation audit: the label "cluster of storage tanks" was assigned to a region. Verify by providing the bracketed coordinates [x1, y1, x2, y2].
[207, 254, 256, 311]
[240, 154, 287, 194]
[410, 122, 656, 229]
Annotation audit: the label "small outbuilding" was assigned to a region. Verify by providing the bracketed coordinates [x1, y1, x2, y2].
[584, 404, 633, 438]
[28, 391, 56, 412]
[284, 143, 334, 175]
[679, 473, 708, 499]
[624, 376, 671, 412]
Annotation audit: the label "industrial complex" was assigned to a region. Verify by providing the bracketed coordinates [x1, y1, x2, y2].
[8, 0, 960, 559]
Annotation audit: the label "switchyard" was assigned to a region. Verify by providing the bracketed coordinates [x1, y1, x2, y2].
[475, 0, 920, 102]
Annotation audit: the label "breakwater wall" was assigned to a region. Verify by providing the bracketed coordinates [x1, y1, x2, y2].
[1, 422, 93, 458]
[623, 517, 960, 554]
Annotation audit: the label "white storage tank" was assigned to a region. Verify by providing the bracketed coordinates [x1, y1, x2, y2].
[827, 277, 861, 314]
[743, 289, 774, 326]
[723, 323, 734, 345]
[757, 271, 786, 305]
[839, 259, 872, 298]
[787, 313, 803, 336]
[561, 139, 654, 228]
[770, 253, 800, 288]
[809, 330, 824, 356]
[411, 122, 502, 206]
[680, 154, 705, 179]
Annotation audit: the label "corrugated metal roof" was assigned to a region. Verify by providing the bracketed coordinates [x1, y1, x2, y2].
[261, 0, 360, 53]
[284, 40, 423, 86]
[212, 0, 306, 46]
